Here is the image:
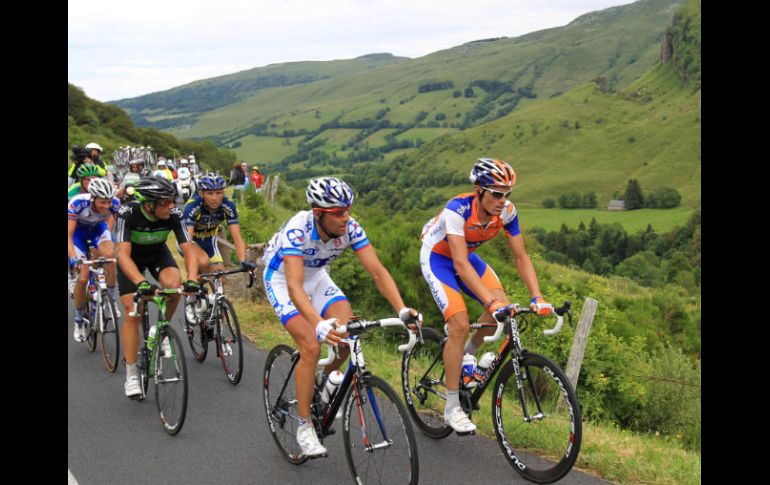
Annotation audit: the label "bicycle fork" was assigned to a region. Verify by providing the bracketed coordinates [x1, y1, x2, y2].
[510, 357, 546, 423]
[352, 376, 393, 453]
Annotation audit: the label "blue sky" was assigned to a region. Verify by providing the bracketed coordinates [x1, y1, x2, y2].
[68, 0, 636, 102]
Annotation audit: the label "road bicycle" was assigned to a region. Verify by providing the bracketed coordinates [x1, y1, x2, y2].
[182, 267, 255, 385]
[263, 316, 421, 484]
[70, 257, 121, 373]
[401, 302, 581, 484]
[129, 288, 189, 435]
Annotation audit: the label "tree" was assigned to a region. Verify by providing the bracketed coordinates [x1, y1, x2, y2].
[464, 87, 475, 98]
[542, 198, 556, 208]
[647, 187, 682, 208]
[624, 179, 645, 210]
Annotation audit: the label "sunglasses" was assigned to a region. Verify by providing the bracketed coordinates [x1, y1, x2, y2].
[155, 199, 175, 207]
[314, 206, 351, 217]
[482, 187, 512, 199]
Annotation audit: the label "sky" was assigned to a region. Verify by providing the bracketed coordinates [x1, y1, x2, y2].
[68, 0, 637, 102]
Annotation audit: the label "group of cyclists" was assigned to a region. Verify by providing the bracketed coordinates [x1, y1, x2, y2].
[69, 144, 556, 461]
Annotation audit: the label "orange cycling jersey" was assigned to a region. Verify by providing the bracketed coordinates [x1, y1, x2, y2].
[420, 192, 520, 257]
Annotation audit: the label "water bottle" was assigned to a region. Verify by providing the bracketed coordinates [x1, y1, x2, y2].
[320, 370, 344, 404]
[462, 354, 478, 388]
[473, 352, 496, 382]
[147, 325, 158, 350]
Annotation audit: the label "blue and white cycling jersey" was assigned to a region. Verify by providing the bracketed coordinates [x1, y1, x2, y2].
[67, 193, 120, 231]
[261, 210, 370, 277]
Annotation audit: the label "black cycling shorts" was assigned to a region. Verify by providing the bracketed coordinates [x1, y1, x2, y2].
[117, 245, 179, 296]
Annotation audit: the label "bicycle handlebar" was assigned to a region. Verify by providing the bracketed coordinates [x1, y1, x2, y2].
[127, 288, 185, 317]
[317, 316, 422, 366]
[82, 258, 117, 265]
[198, 267, 258, 289]
[483, 301, 572, 342]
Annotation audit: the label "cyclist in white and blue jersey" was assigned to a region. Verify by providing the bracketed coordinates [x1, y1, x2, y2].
[261, 177, 421, 458]
[67, 178, 120, 343]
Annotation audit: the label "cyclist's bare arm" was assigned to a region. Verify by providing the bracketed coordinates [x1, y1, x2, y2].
[117, 242, 145, 285]
[283, 256, 345, 341]
[68, 219, 78, 261]
[186, 225, 196, 239]
[107, 214, 115, 232]
[227, 223, 248, 262]
[178, 241, 199, 281]
[354, 244, 407, 314]
[505, 233, 543, 300]
[447, 234, 497, 308]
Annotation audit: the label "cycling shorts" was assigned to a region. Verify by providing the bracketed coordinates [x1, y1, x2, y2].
[71, 223, 113, 267]
[420, 245, 503, 321]
[117, 245, 179, 296]
[263, 267, 348, 326]
[177, 236, 223, 264]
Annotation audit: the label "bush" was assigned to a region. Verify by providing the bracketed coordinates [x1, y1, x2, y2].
[542, 198, 556, 208]
[558, 192, 582, 208]
[647, 187, 682, 208]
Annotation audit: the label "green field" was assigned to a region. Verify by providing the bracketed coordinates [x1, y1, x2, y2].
[233, 134, 304, 163]
[518, 207, 694, 233]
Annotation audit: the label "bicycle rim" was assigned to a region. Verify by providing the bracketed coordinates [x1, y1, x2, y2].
[155, 326, 188, 435]
[401, 327, 453, 439]
[492, 352, 582, 484]
[85, 301, 97, 352]
[184, 299, 208, 362]
[99, 292, 120, 373]
[262, 345, 308, 465]
[217, 299, 243, 385]
[343, 374, 419, 485]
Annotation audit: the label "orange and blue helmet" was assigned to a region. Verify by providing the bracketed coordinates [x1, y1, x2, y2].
[469, 158, 516, 187]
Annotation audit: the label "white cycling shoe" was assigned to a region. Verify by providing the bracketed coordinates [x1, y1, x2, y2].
[124, 375, 142, 399]
[445, 406, 477, 434]
[297, 423, 327, 457]
[73, 323, 86, 343]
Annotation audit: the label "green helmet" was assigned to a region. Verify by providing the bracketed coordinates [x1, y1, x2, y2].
[76, 163, 100, 179]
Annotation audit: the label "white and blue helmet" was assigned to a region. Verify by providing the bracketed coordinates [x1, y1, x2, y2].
[306, 177, 354, 208]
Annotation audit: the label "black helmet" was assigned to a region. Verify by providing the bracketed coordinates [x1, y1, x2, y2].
[133, 176, 176, 203]
[71, 145, 89, 162]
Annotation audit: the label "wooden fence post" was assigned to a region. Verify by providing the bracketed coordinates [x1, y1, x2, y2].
[564, 297, 599, 391]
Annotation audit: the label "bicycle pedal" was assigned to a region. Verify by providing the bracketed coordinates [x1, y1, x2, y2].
[455, 430, 476, 436]
[306, 452, 328, 460]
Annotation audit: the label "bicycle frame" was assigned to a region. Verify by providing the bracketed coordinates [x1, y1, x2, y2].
[136, 290, 181, 381]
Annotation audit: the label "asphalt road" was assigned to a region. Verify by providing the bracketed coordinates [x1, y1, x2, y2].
[68, 296, 615, 485]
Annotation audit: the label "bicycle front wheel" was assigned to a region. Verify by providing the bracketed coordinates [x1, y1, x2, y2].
[85, 301, 97, 353]
[262, 344, 307, 465]
[492, 351, 582, 484]
[217, 298, 243, 385]
[183, 297, 208, 362]
[401, 326, 453, 439]
[154, 326, 188, 435]
[343, 374, 419, 485]
[98, 291, 120, 372]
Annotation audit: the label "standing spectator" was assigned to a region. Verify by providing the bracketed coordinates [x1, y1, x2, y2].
[85, 142, 107, 172]
[250, 166, 264, 192]
[230, 161, 247, 202]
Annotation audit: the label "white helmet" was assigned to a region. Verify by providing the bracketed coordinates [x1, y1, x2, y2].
[179, 158, 188, 166]
[85, 142, 103, 152]
[157, 160, 166, 167]
[88, 178, 117, 199]
[306, 177, 354, 208]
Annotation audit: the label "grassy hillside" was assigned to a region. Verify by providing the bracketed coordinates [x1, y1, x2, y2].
[114, 0, 685, 168]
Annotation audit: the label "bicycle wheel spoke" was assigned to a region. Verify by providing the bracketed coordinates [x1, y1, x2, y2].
[99, 292, 120, 373]
[263, 345, 307, 464]
[218, 299, 243, 384]
[155, 327, 188, 435]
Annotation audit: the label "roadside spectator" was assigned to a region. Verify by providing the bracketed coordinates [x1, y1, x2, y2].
[250, 166, 264, 192]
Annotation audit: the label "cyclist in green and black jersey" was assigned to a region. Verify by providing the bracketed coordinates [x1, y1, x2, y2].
[115, 176, 200, 398]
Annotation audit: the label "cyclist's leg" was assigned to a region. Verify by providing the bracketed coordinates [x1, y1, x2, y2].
[310, 272, 351, 374]
[421, 250, 470, 397]
[204, 235, 225, 272]
[151, 247, 182, 316]
[263, 270, 320, 421]
[177, 239, 210, 274]
[456, 253, 509, 351]
[71, 229, 91, 322]
[118, 261, 144, 366]
[94, 225, 118, 300]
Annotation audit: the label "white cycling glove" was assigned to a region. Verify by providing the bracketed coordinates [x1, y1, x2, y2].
[316, 318, 337, 343]
[399, 307, 423, 327]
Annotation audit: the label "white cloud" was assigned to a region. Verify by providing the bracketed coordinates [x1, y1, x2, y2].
[68, 0, 637, 101]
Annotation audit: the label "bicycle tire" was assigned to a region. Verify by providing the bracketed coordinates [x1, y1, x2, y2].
[98, 291, 120, 373]
[183, 297, 208, 362]
[85, 300, 97, 352]
[492, 351, 582, 484]
[343, 373, 419, 485]
[262, 344, 308, 465]
[401, 326, 453, 439]
[216, 298, 243, 385]
[154, 326, 188, 435]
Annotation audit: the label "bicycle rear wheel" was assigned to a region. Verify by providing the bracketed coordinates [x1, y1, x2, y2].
[401, 326, 453, 439]
[343, 373, 419, 485]
[84, 300, 97, 352]
[98, 291, 120, 373]
[217, 298, 243, 385]
[183, 297, 208, 362]
[262, 344, 308, 465]
[492, 351, 582, 484]
[154, 326, 188, 435]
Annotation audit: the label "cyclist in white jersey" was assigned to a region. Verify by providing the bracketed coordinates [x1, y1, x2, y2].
[68, 178, 120, 342]
[262, 177, 421, 458]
